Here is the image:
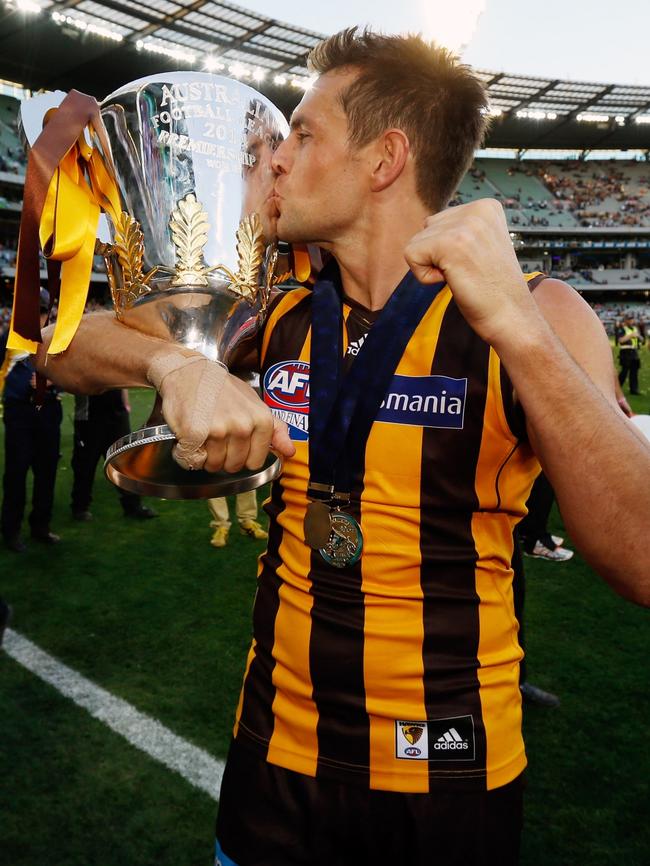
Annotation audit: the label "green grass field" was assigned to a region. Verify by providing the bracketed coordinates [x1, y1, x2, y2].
[1, 348, 649, 866]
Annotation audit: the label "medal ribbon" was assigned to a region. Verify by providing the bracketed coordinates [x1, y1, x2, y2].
[308, 260, 446, 497]
[8, 90, 121, 356]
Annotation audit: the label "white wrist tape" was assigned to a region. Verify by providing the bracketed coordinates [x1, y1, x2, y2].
[146, 349, 228, 472]
[147, 350, 205, 391]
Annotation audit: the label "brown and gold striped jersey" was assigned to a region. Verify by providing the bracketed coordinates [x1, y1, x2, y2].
[233, 275, 542, 792]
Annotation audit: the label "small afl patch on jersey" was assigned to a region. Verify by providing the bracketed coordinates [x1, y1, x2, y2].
[263, 360, 310, 441]
[396, 720, 429, 760]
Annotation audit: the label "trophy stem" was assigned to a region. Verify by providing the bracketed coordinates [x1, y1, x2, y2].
[147, 393, 165, 427]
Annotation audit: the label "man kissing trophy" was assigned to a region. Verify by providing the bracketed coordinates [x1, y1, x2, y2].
[10, 72, 291, 499]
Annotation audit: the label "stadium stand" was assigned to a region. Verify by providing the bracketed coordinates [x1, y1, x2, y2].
[0, 10, 647, 312]
[454, 158, 650, 228]
[0, 94, 24, 173]
[0, 79, 650, 292]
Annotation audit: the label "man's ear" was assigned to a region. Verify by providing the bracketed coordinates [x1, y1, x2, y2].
[369, 129, 410, 193]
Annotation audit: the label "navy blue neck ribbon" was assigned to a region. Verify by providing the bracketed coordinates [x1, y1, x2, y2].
[308, 259, 447, 499]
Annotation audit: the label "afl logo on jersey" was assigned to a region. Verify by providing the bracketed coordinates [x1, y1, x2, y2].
[263, 361, 310, 441]
[264, 361, 310, 409]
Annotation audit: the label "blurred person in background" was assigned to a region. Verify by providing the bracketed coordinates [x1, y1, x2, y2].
[0, 317, 14, 631]
[617, 313, 642, 395]
[207, 491, 268, 548]
[0, 311, 14, 419]
[208, 370, 268, 547]
[1, 289, 62, 552]
[519, 472, 574, 562]
[511, 540, 560, 708]
[70, 389, 156, 522]
[0, 596, 11, 646]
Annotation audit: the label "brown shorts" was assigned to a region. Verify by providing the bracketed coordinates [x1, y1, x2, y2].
[215, 738, 524, 866]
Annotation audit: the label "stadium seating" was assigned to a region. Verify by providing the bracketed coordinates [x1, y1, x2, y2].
[455, 158, 650, 228]
[0, 95, 24, 173]
[0, 87, 648, 298]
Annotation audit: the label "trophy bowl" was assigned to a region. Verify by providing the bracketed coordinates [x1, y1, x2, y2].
[95, 72, 290, 498]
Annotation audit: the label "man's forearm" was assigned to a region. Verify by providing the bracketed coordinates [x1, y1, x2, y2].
[403, 199, 648, 602]
[496, 318, 650, 604]
[35, 311, 169, 393]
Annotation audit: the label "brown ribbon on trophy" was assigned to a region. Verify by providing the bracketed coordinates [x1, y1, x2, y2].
[8, 90, 122, 356]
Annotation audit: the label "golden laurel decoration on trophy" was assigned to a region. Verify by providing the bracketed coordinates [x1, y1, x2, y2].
[100, 193, 274, 314]
[100, 212, 159, 318]
[170, 193, 211, 287]
[213, 212, 266, 303]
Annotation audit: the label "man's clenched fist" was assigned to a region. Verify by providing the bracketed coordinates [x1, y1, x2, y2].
[151, 352, 295, 473]
[405, 198, 542, 348]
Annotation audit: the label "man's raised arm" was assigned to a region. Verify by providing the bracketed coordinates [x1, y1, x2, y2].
[502, 279, 649, 605]
[406, 198, 650, 606]
[35, 312, 295, 472]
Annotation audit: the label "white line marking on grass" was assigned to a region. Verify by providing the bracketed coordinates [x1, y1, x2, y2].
[3, 629, 224, 801]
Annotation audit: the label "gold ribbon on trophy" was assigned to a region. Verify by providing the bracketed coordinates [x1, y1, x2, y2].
[8, 90, 121, 355]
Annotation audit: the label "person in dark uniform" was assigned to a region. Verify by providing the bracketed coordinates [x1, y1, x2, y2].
[70, 388, 156, 521]
[511, 536, 561, 708]
[518, 471, 574, 562]
[617, 313, 642, 395]
[1, 289, 62, 552]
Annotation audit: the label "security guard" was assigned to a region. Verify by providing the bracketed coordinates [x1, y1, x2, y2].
[617, 314, 643, 395]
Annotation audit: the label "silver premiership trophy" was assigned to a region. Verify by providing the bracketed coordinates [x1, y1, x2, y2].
[95, 72, 290, 498]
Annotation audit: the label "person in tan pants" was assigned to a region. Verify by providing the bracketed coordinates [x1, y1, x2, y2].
[208, 490, 268, 547]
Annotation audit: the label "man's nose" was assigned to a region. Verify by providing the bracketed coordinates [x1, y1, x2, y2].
[272, 138, 290, 175]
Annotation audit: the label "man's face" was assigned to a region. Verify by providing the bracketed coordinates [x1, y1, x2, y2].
[241, 128, 282, 243]
[271, 69, 368, 245]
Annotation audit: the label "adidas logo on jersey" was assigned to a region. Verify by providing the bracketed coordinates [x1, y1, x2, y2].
[434, 727, 469, 750]
[346, 334, 367, 356]
[429, 715, 476, 762]
[396, 715, 476, 762]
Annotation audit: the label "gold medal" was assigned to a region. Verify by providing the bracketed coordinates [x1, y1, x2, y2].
[304, 500, 332, 550]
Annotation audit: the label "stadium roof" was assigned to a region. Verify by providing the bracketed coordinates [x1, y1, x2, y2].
[1, 0, 650, 151]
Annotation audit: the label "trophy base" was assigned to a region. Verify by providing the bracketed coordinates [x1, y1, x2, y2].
[104, 423, 281, 499]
